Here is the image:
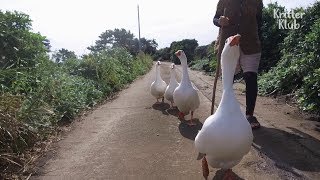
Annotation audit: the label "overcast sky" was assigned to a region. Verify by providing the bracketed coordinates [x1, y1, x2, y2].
[1, 0, 318, 56]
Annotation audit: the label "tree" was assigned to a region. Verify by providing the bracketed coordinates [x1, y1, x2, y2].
[194, 45, 209, 60]
[139, 38, 158, 55]
[169, 39, 198, 64]
[52, 48, 77, 63]
[153, 47, 170, 61]
[88, 28, 158, 56]
[0, 10, 49, 69]
[259, 3, 287, 73]
[88, 28, 135, 53]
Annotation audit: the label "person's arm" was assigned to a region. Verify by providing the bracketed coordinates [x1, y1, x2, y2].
[256, 0, 263, 41]
[213, 0, 224, 27]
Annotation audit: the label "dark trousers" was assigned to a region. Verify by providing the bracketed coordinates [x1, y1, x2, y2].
[243, 72, 258, 116]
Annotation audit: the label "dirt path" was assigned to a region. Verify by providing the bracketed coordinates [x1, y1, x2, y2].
[32, 62, 320, 180]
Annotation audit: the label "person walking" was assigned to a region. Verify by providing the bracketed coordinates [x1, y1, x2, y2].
[213, 0, 263, 129]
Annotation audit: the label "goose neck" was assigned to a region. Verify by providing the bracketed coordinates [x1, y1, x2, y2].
[222, 70, 234, 91]
[181, 60, 192, 86]
[170, 70, 177, 82]
[221, 56, 237, 91]
[217, 89, 238, 114]
[155, 65, 161, 81]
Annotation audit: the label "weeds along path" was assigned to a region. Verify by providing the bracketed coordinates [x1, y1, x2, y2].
[33, 62, 320, 180]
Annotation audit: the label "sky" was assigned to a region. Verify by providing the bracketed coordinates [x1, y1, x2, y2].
[1, 0, 318, 56]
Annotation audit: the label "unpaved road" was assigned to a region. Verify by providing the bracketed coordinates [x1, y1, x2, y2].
[32, 62, 320, 180]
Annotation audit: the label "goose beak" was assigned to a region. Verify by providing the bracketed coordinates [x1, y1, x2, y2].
[230, 34, 241, 46]
[175, 50, 181, 57]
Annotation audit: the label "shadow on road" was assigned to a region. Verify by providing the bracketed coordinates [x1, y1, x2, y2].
[152, 102, 170, 115]
[166, 107, 179, 117]
[253, 126, 320, 173]
[178, 119, 203, 140]
[212, 169, 244, 180]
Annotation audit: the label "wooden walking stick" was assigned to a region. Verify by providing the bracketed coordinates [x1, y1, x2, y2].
[211, 8, 226, 115]
[210, 52, 221, 115]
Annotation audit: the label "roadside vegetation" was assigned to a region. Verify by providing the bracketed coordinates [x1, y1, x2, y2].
[0, 11, 154, 179]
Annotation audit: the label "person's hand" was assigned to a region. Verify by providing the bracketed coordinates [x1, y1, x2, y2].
[218, 16, 229, 27]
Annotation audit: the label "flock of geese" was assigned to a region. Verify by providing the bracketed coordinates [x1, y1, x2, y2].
[150, 34, 253, 179]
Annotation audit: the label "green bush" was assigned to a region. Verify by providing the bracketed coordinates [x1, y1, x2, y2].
[0, 10, 154, 178]
[189, 40, 217, 73]
[259, 3, 320, 114]
[0, 94, 42, 179]
[297, 68, 320, 113]
[191, 59, 214, 73]
[1, 47, 153, 178]
[259, 3, 288, 73]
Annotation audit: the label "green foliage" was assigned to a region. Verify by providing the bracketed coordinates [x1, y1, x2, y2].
[259, 2, 320, 113]
[0, 10, 49, 69]
[259, 3, 288, 72]
[1, 47, 153, 178]
[190, 59, 211, 72]
[169, 39, 198, 64]
[153, 47, 170, 61]
[190, 40, 218, 74]
[194, 45, 209, 60]
[190, 57, 218, 73]
[132, 52, 153, 76]
[0, 94, 39, 179]
[88, 28, 158, 56]
[88, 28, 135, 52]
[0, 10, 153, 178]
[72, 48, 151, 94]
[139, 38, 158, 55]
[52, 48, 77, 63]
[297, 68, 320, 113]
[0, 95, 37, 154]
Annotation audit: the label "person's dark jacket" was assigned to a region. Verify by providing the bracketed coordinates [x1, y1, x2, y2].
[213, 0, 263, 56]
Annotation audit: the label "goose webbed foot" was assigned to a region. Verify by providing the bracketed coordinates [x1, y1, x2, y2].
[161, 97, 164, 103]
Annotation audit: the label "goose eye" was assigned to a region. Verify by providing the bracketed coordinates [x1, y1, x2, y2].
[225, 39, 228, 44]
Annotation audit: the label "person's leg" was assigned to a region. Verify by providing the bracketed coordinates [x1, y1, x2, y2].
[243, 72, 257, 116]
[239, 51, 261, 129]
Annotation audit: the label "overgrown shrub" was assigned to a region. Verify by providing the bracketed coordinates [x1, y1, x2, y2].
[1, 9, 154, 178]
[190, 41, 218, 73]
[297, 68, 320, 112]
[1, 47, 153, 179]
[0, 94, 38, 179]
[190, 59, 216, 73]
[259, 3, 288, 73]
[259, 2, 320, 114]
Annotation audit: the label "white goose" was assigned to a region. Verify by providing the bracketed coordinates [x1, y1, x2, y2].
[173, 50, 200, 125]
[194, 34, 253, 179]
[150, 61, 167, 103]
[164, 63, 179, 107]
